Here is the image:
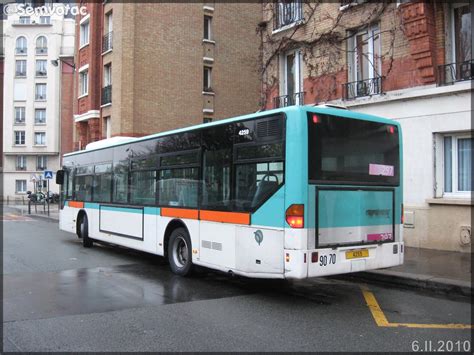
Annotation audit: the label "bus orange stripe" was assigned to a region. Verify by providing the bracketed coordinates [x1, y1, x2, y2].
[161, 208, 199, 220]
[68, 201, 84, 208]
[200, 210, 250, 225]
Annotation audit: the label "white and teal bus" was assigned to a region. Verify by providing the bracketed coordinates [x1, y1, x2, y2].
[57, 106, 403, 279]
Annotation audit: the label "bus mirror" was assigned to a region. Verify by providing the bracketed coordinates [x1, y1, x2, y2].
[56, 170, 64, 185]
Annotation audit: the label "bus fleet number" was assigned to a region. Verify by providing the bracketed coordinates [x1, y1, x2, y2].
[320, 253, 336, 266]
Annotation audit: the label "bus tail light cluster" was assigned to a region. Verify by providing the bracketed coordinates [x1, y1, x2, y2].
[286, 204, 304, 228]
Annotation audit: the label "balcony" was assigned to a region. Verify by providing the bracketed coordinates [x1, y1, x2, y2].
[36, 47, 47, 55]
[342, 77, 383, 100]
[15, 71, 26, 77]
[101, 85, 112, 105]
[15, 47, 27, 55]
[273, 91, 305, 108]
[36, 70, 47, 77]
[273, 0, 303, 31]
[438, 60, 473, 86]
[102, 32, 113, 53]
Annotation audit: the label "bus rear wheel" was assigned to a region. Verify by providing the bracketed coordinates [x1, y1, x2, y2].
[79, 214, 93, 248]
[168, 228, 193, 276]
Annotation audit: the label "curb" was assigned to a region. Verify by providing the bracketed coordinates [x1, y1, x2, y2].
[339, 269, 472, 297]
[8, 205, 59, 222]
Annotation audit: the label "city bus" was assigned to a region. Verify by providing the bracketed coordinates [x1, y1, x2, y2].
[56, 105, 403, 279]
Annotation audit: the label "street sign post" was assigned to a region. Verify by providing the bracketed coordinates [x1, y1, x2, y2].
[44, 171, 53, 217]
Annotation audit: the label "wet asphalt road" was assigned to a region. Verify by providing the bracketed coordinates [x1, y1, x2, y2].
[2, 207, 472, 352]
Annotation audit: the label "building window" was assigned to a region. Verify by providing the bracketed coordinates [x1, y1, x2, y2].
[203, 117, 213, 123]
[344, 24, 382, 99]
[15, 60, 27, 77]
[203, 66, 212, 92]
[104, 63, 112, 86]
[35, 109, 46, 124]
[37, 156, 48, 171]
[36, 60, 47, 77]
[79, 70, 88, 97]
[16, 156, 27, 171]
[80, 18, 90, 47]
[103, 12, 113, 52]
[19, 16, 30, 24]
[16, 180, 27, 194]
[274, 0, 303, 30]
[275, 50, 303, 108]
[34, 132, 46, 145]
[204, 15, 212, 40]
[15, 36, 27, 54]
[14, 131, 26, 145]
[39, 16, 50, 24]
[443, 134, 473, 196]
[104, 116, 111, 138]
[36, 36, 47, 54]
[15, 107, 26, 124]
[35, 83, 47, 100]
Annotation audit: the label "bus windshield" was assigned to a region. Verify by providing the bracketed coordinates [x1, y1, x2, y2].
[308, 113, 400, 185]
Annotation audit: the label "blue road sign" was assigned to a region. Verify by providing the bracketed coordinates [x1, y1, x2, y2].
[44, 170, 53, 179]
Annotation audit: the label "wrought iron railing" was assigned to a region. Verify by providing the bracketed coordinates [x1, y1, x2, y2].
[102, 31, 113, 53]
[273, 0, 303, 30]
[437, 59, 473, 86]
[36, 47, 47, 55]
[102, 85, 112, 105]
[342, 77, 383, 100]
[273, 91, 305, 108]
[16, 47, 27, 54]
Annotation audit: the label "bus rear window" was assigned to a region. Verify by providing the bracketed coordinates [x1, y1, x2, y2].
[308, 113, 400, 185]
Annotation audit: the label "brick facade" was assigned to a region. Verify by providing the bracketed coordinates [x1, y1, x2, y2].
[73, 2, 261, 149]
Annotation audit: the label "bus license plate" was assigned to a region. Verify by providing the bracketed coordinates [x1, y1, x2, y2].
[345, 249, 369, 260]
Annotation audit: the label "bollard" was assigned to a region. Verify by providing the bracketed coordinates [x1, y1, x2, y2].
[28, 200, 31, 214]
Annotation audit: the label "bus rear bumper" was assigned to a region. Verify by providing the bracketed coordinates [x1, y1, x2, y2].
[284, 242, 404, 279]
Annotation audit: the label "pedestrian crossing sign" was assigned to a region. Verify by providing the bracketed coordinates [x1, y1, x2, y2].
[44, 170, 53, 179]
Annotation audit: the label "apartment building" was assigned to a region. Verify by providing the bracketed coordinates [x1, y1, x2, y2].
[73, 1, 261, 150]
[261, 1, 472, 252]
[2, 1, 75, 198]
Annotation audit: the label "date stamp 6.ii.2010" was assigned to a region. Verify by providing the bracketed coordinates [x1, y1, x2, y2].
[411, 340, 471, 352]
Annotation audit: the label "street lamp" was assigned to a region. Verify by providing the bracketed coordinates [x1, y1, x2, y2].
[51, 58, 76, 70]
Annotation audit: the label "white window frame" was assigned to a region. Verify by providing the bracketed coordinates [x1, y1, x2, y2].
[348, 24, 381, 83]
[16, 156, 27, 170]
[79, 69, 89, 97]
[35, 108, 46, 124]
[15, 36, 27, 54]
[204, 15, 212, 40]
[39, 16, 50, 24]
[16, 60, 27, 77]
[203, 66, 212, 92]
[35, 83, 47, 100]
[104, 64, 112, 87]
[14, 131, 26, 145]
[36, 36, 48, 54]
[37, 155, 48, 171]
[450, 2, 473, 64]
[36, 60, 47, 77]
[15, 107, 26, 124]
[34, 132, 46, 146]
[442, 133, 473, 198]
[15, 180, 27, 194]
[274, 0, 303, 31]
[279, 49, 303, 100]
[80, 16, 90, 48]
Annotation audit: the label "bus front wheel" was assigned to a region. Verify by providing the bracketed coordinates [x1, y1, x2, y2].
[79, 214, 93, 248]
[168, 228, 193, 276]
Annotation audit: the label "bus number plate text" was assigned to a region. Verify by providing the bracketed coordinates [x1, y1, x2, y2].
[345, 249, 369, 260]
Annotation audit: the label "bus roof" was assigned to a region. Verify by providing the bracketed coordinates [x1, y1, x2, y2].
[64, 105, 398, 157]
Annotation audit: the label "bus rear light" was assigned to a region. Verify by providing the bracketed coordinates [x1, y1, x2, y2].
[304, 253, 307, 263]
[285, 253, 290, 262]
[286, 204, 304, 228]
[387, 125, 395, 134]
[311, 252, 318, 263]
[312, 114, 320, 124]
[401, 203, 404, 224]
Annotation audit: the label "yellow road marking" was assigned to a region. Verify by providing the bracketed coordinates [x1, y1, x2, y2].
[361, 284, 473, 329]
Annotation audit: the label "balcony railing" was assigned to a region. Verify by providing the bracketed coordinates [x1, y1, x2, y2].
[16, 71, 26, 77]
[273, 91, 305, 108]
[101, 85, 112, 105]
[102, 31, 113, 53]
[438, 59, 473, 86]
[16, 47, 27, 54]
[36, 47, 47, 55]
[273, 0, 303, 30]
[342, 77, 383, 100]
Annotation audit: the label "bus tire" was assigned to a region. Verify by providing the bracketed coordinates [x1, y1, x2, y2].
[168, 227, 193, 276]
[79, 214, 93, 248]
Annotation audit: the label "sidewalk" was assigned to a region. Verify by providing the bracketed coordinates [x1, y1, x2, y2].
[8, 203, 60, 221]
[350, 247, 472, 297]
